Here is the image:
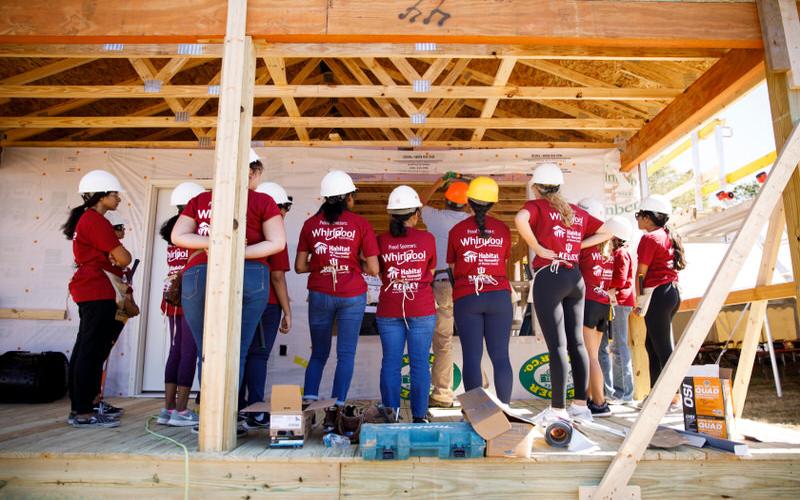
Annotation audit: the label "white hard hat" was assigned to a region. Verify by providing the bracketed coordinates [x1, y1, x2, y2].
[532, 162, 564, 186]
[640, 194, 672, 215]
[320, 170, 357, 198]
[256, 182, 290, 204]
[387, 185, 423, 212]
[605, 215, 633, 241]
[170, 182, 205, 206]
[78, 170, 124, 194]
[105, 211, 127, 227]
[249, 148, 260, 164]
[578, 197, 606, 221]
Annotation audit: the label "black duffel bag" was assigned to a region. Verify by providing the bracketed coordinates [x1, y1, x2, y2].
[0, 351, 69, 403]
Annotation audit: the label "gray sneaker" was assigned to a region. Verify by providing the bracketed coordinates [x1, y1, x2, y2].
[157, 408, 173, 425]
[168, 409, 199, 427]
[71, 413, 120, 428]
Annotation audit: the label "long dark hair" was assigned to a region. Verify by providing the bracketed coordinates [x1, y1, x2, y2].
[159, 207, 183, 244]
[468, 199, 493, 239]
[61, 192, 107, 240]
[644, 210, 686, 271]
[389, 209, 418, 238]
[319, 193, 351, 224]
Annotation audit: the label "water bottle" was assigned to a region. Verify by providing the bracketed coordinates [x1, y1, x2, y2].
[323, 433, 351, 449]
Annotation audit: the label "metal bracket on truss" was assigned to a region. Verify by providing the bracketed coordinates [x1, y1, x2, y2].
[412, 79, 432, 93]
[102, 43, 124, 52]
[144, 80, 163, 93]
[208, 85, 221, 96]
[414, 42, 438, 52]
[198, 136, 212, 148]
[178, 44, 205, 56]
[174, 111, 189, 122]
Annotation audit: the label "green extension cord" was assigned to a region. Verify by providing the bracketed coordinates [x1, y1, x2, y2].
[145, 415, 190, 500]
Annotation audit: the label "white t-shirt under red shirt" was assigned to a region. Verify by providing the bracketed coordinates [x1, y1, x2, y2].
[579, 246, 614, 305]
[523, 199, 604, 269]
[446, 215, 511, 301]
[297, 210, 379, 298]
[377, 227, 436, 318]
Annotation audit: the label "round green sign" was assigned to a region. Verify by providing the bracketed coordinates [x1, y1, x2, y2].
[400, 353, 462, 400]
[519, 353, 574, 400]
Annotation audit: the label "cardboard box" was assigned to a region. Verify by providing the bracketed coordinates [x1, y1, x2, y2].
[681, 365, 737, 440]
[241, 385, 336, 448]
[458, 387, 538, 457]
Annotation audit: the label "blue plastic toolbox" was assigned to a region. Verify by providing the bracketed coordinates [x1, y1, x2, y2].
[360, 422, 485, 460]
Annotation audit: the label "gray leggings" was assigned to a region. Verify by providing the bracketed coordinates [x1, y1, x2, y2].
[532, 266, 589, 409]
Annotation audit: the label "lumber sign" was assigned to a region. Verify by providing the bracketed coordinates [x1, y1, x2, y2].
[591, 122, 800, 498]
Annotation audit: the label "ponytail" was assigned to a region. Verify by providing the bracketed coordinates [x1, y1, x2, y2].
[536, 184, 574, 227]
[159, 210, 182, 244]
[389, 210, 416, 238]
[468, 199, 493, 239]
[647, 211, 686, 271]
[319, 194, 350, 224]
[61, 192, 105, 240]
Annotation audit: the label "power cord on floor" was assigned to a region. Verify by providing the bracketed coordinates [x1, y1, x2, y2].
[145, 415, 189, 500]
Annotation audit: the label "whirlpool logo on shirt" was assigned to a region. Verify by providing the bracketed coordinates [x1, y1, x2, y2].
[459, 230, 504, 249]
[311, 226, 356, 241]
[383, 249, 427, 266]
[167, 247, 189, 261]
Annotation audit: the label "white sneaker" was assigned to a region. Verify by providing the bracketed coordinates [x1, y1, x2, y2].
[533, 406, 571, 427]
[567, 403, 593, 422]
[168, 409, 199, 427]
[157, 408, 173, 425]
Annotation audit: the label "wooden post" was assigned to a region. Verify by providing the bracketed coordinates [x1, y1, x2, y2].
[628, 315, 650, 401]
[197, 0, 255, 452]
[590, 121, 800, 498]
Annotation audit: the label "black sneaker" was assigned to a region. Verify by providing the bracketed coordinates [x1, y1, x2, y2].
[94, 401, 124, 417]
[246, 412, 270, 429]
[322, 406, 340, 433]
[412, 416, 429, 424]
[71, 413, 120, 428]
[589, 401, 612, 417]
[67, 412, 76, 424]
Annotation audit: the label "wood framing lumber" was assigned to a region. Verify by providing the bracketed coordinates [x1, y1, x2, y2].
[620, 49, 766, 172]
[0, 308, 67, 320]
[472, 58, 517, 141]
[0, 116, 643, 130]
[0, 44, 224, 58]
[197, 0, 254, 452]
[593, 122, 800, 498]
[677, 281, 796, 312]
[0, 58, 96, 106]
[262, 56, 309, 140]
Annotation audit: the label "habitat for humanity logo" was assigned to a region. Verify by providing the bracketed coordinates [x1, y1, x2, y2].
[400, 353, 462, 400]
[519, 353, 574, 400]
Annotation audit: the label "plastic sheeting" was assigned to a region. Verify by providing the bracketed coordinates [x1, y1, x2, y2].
[0, 146, 631, 399]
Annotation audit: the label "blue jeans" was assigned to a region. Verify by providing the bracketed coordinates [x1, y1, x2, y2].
[600, 305, 634, 401]
[599, 330, 614, 398]
[303, 291, 367, 405]
[238, 303, 281, 408]
[181, 262, 270, 386]
[376, 315, 436, 419]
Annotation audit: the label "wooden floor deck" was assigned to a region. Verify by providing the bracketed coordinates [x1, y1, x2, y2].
[1, 397, 799, 498]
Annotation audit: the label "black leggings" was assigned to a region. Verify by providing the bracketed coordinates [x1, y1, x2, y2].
[69, 300, 118, 414]
[644, 282, 681, 388]
[533, 266, 589, 409]
[453, 290, 513, 403]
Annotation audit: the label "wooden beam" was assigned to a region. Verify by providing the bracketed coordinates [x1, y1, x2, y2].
[197, 0, 254, 453]
[0, 139, 616, 149]
[263, 56, 309, 141]
[0, 58, 96, 106]
[593, 121, 800, 498]
[677, 281, 796, 312]
[0, 43, 223, 58]
[471, 58, 517, 141]
[0, 308, 67, 320]
[0, 116, 642, 130]
[361, 57, 419, 116]
[252, 57, 320, 139]
[620, 49, 766, 172]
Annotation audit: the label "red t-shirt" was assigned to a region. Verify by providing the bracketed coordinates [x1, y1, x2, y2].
[637, 228, 679, 288]
[69, 209, 124, 304]
[180, 190, 281, 271]
[523, 199, 604, 269]
[267, 246, 291, 305]
[161, 244, 189, 316]
[579, 246, 614, 305]
[297, 211, 379, 297]
[376, 227, 437, 318]
[610, 247, 635, 307]
[446, 215, 511, 301]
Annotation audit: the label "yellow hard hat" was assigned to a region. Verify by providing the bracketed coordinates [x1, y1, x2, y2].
[466, 176, 499, 203]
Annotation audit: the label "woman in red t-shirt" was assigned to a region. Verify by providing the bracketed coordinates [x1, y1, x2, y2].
[156, 182, 204, 427]
[634, 195, 685, 394]
[514, 163, 611, 423]
[172, 150, 286, 429]
[61, 170, 132, 428]
[447, 177, 514, 403]
[295, 170, 379, 415]
[376, 186, 437, 423]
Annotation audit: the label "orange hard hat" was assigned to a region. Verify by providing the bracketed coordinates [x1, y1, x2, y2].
[444, 181, 469, 205]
